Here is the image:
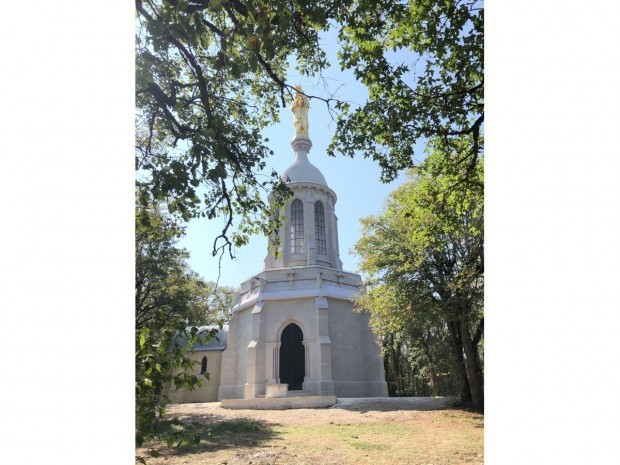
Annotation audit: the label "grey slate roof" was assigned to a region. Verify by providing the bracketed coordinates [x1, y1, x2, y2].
[175, 325, 229, 351]
[195, 325, 228, 351]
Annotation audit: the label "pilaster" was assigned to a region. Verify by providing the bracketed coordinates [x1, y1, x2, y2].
[244, 300, 265, 398]
[315, 295, 334, 395]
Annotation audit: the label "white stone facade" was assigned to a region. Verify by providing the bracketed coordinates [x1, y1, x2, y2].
[217, 134, 388, 401]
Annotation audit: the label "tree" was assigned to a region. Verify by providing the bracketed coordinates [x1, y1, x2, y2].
[135, 205, 210, 331]
[359, 273, 461, 399]
[354, 138, 484, 407]
[329, 0, 484, 182]
[135, 0, 343, 257]
[136, 1, 484, 256]
[203, 280, 237, 322]
[135, 199, 225, 461]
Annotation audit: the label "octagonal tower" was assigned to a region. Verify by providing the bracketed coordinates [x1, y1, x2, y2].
[218, 89, 387, 402]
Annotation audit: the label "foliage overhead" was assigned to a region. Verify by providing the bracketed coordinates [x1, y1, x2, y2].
[136, 0, 484, 259]
[330, 0, 484, 181]
[135, 0, 346, 258]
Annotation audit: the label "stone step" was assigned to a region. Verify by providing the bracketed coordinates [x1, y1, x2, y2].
[221, 395, 336, 410]
[286, 391, 316, 397]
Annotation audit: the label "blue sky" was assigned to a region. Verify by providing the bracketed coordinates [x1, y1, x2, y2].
[178, 29, 423, 288]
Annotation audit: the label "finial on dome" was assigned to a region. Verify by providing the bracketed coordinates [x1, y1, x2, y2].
[291, 85, 310, 136]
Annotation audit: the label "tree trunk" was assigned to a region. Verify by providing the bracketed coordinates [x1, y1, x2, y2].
[407, 365, 413, 396]
[394, 340, 403, 396]
[448, 320, 472, 403]
[459, 317, 484, 409]
[420, 336, 439, 396]
[387, 336, 403, 397]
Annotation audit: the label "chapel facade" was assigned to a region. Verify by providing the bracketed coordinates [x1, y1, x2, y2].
[168, 89, 387, 404]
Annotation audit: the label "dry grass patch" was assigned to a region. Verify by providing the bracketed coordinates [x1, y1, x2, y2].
[137, 402, 483, 465]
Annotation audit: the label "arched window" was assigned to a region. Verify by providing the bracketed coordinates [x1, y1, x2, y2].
[200, 356, 207, 374]
[290, 199, 304, 254]
[314, 201, 326, 256]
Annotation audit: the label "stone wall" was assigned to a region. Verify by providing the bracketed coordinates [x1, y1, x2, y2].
[327, 298, 388, 397]
[168, 350, 223, 403]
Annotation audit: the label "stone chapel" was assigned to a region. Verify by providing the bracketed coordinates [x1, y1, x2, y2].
[168, 88, 388, 406]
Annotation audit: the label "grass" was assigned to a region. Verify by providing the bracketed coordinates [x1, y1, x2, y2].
[138, 407, 483, 465]
[271, 416, 483, 465]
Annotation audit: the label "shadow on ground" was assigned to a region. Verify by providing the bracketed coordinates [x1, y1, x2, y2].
[143, 411, 282, 458]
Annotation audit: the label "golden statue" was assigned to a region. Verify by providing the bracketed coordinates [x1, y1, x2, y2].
[291, 85, 310, 136]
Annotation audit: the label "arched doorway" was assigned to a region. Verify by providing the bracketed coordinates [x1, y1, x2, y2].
[279, 323, 305, 390]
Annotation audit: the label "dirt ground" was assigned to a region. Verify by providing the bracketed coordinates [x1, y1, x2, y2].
[138, 398, 484, 465]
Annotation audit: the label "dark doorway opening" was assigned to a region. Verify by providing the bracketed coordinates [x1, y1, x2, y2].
[279, 323, 305, 390]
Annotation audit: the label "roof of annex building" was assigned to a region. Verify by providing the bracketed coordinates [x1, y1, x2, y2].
[176, 324, 229, 351]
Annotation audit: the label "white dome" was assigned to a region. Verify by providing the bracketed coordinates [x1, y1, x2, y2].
[281, 155, 327, 186]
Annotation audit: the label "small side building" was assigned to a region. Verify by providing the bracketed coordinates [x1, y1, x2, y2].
[167, 325, 229, 403]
